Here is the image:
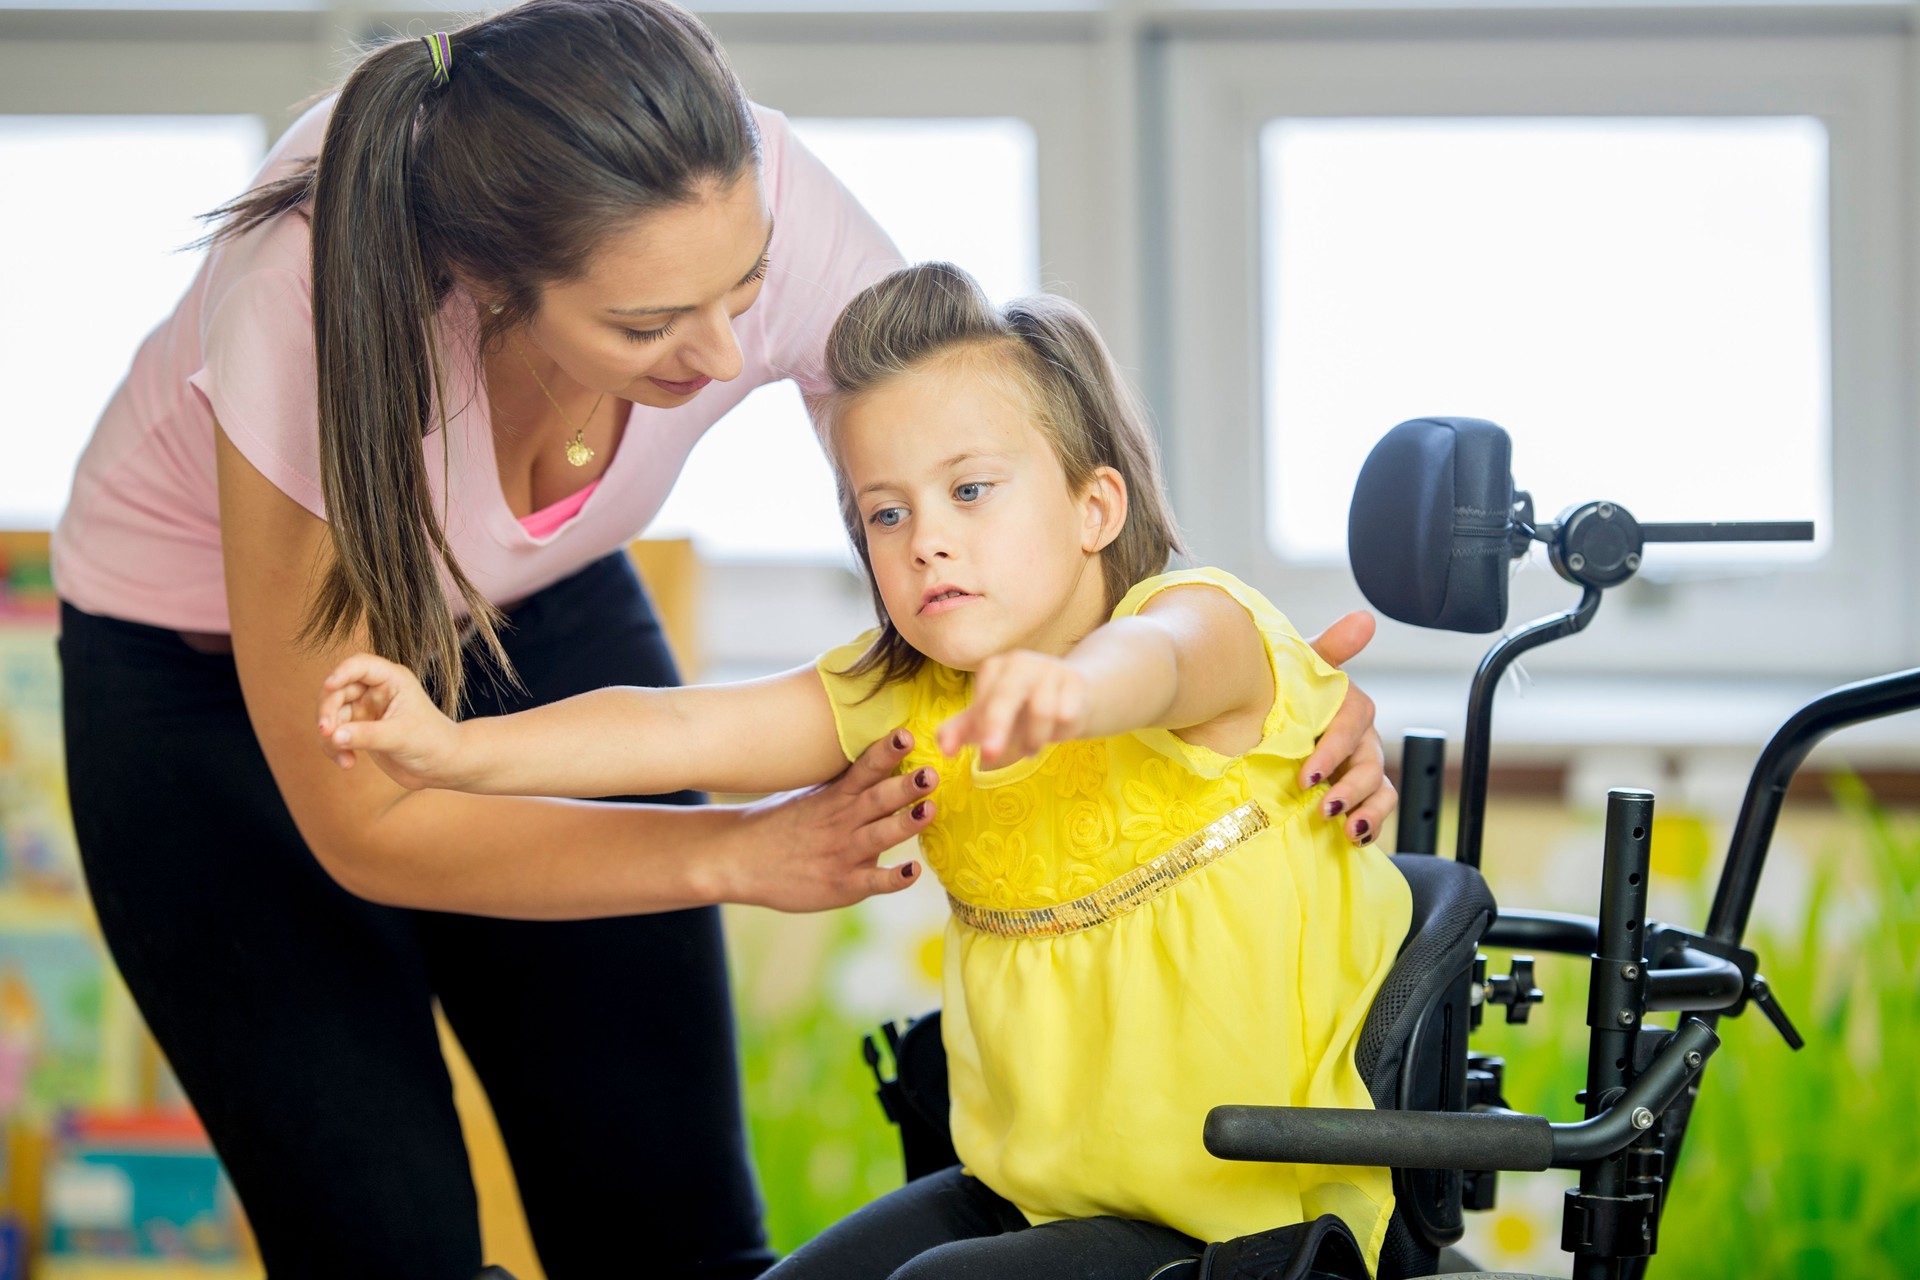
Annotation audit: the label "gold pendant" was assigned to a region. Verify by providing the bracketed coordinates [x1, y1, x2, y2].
[565, 430, 595, 468]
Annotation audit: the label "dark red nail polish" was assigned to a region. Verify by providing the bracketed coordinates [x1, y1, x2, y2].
[1355, 818, 1370, 837]
[1326, 799, 1345, 817]
[1308, 772, 1324, 786]
[892, 730, 909, 750]
[1360, 833, 1375, 846]
[914, 768, 932, 789]
[901, 863, 916, 879]
[910, 801, 929, 821]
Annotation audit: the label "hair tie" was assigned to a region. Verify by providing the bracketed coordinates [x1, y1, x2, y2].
[422, 32, 452, 87]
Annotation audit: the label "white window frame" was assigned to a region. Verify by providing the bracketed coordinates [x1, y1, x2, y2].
[1161, 27, 1911, 682]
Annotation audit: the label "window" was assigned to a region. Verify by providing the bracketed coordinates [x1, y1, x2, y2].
[1261, 116, 1829, 570]
[1163, 34, 1908, 677]
[0, 115, 265, 528]
[647, 117, 1040, 562]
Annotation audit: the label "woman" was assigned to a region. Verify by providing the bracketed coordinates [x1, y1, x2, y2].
[50, 2, 1396, 1277]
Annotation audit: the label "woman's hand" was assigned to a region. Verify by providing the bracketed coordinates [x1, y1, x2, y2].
[935, 650, 1090, 769]
[317, 653, 468, 791]
[726, 729, 939, 912]
[1300, 611, 1396, 846]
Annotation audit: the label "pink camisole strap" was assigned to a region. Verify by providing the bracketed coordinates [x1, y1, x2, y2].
[518, 479, 600, 540]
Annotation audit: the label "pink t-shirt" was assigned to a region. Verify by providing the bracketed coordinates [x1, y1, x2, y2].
[53, 98, 902, 633]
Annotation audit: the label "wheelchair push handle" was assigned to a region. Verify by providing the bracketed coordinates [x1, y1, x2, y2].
[1206, 1019, 1718, 1173]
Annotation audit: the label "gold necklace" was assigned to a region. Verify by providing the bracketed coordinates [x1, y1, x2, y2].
[516, 346, 607, 468]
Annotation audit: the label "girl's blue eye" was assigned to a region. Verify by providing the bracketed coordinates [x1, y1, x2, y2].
[955, 482, 991, 502]
[870, 507, 906, 528]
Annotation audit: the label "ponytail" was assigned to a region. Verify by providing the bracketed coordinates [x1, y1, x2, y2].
[301, 36, 505, 715]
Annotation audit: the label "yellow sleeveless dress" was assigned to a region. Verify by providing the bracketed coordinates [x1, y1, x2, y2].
[815, 568, 1412, 1267]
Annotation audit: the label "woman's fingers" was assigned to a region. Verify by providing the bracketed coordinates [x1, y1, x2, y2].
[1300, 680, 1375, 791]
[850, 794, 935, 862]
[1344, 776, 1397, 848]
[838, 727, 915, 797]
[1306, 609, 1375, 669]
[1319, 732, 1384, 830]
[861, 858, 923, 897]
[853, 763, 937, 827]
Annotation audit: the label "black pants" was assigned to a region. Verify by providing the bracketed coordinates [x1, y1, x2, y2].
[764, 1167, 1203, 1280]
[59, 554, 773, 1280]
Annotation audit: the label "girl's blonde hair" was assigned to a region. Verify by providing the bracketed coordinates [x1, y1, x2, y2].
[824, 262, 1186, 687]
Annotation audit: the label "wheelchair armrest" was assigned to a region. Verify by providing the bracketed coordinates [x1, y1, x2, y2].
[1207, 1019, 1718, 1173]
[1206, 1104, 1554, 1172]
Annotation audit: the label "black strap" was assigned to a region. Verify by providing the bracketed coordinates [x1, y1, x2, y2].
[1198, 1214, 1372, 1280]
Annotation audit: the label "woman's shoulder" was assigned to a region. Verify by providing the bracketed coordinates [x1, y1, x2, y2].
[199, 101, 334, 307]
[745, 102, 904, 393]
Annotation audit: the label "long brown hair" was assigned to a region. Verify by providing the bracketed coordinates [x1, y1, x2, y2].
[822, 262, 1186, 688]
[205, 0, 759, 713]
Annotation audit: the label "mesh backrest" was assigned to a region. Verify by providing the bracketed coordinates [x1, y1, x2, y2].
[1360, 856, 1498, 1279]
[1357, 857, 1497, 1098]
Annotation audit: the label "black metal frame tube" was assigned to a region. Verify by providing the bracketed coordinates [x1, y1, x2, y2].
[1571, 789, 1655, 1280]
[1638, 521, 1814, 543]
[1707, 668, 1920, 945]
[1455, 587, 1602, 869]
[1548, 1019, 1719, 1165]
[1396, 730, 1447, 855]
[1484, 911, 1743, 1010]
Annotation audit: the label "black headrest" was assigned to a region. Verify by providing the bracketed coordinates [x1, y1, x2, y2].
[1347, 418, 1516, 634]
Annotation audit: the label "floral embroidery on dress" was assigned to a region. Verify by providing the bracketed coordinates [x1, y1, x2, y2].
[986, 783, 1038, 829]
[889, 651, 1272, 910]
[1064, 797, 1118, 860]
[1051, 741, 1110, 799]
[1119, 757, 1240, 851]
[954, 830, 1054, 909]
[917, 819, 955, 879]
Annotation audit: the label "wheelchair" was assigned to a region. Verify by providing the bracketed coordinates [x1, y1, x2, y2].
[861, 417, 1920, 1280]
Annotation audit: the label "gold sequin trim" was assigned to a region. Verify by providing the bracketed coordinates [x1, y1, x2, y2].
[948, 800, 1271, 938]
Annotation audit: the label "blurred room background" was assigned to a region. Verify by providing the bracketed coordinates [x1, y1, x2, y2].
[2, 0, 1918, 1274]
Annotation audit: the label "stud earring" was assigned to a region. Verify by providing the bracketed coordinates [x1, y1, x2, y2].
[489, 302, 504, 315]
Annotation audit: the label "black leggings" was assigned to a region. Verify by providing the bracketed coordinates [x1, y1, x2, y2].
[764, 1167, 1203, 1280]
[59, 554, 773, 1280]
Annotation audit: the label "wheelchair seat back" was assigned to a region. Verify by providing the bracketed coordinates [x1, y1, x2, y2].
[1360, 855, 1498, 1278]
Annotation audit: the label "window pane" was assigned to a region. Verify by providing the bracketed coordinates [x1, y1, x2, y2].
[0, 116, 265, 528]
[648, 117, 1039, 561]
[1261, 117, 1829, 568]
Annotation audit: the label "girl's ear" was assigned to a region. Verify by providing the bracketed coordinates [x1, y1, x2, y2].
[1080, 465, 1129, 554]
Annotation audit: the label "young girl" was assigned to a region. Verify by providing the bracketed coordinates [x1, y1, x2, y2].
[316, 263, 1413, 1277]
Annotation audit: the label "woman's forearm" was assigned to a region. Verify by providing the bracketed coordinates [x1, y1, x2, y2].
[318, 786, 747, 918]
[310, 730, 938, 919]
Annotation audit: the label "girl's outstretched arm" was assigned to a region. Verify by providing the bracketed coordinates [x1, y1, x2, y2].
[319, 657, 851, 798]
[938, 583, 1274, 767]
